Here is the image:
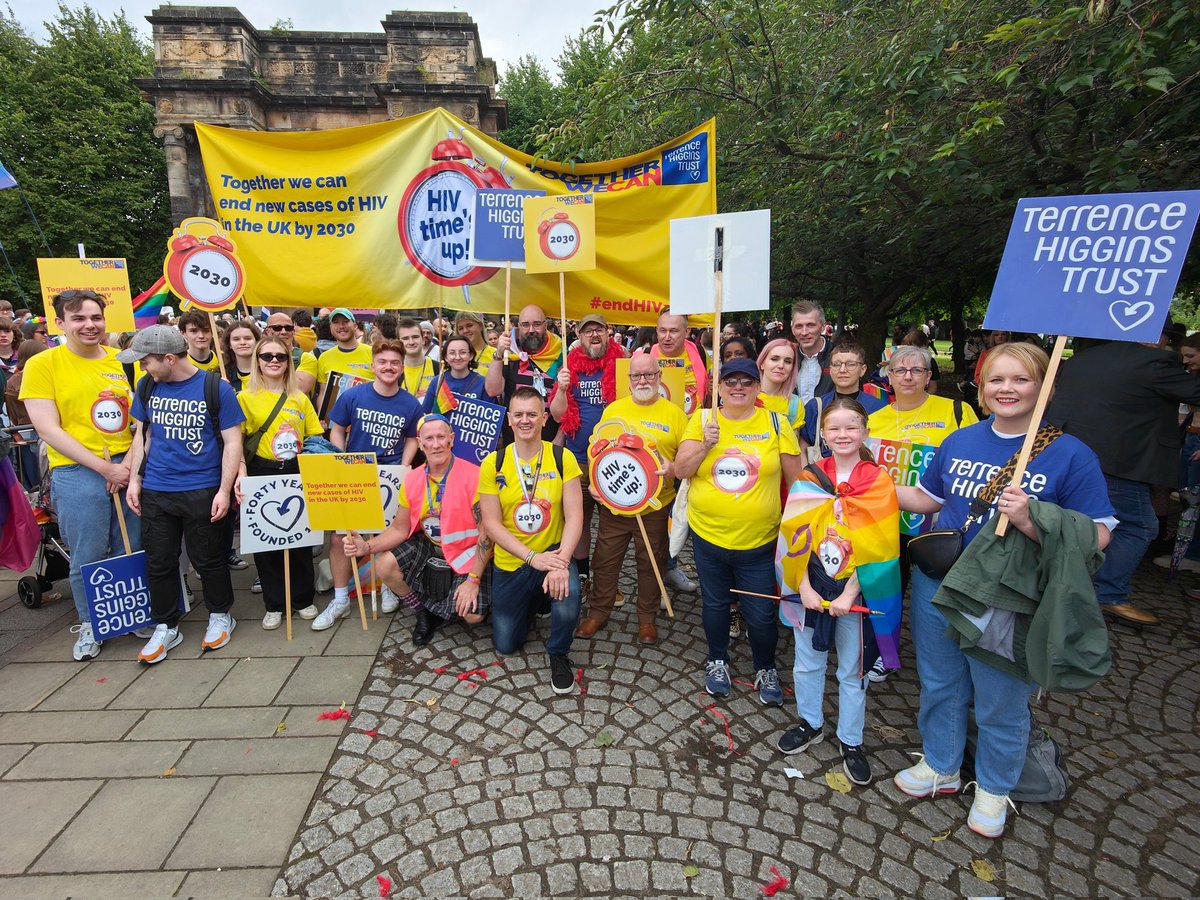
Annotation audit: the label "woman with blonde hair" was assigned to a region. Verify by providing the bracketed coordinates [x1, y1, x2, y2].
[755, 338, 803, 430]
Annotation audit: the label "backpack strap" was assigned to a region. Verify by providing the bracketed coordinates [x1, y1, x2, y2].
[953, 398, 963, 428]
[552, 443, 565, 479]
[204, 370, 224, 452]
[135, 374, 154, 477]
[123, 362, 138, 393]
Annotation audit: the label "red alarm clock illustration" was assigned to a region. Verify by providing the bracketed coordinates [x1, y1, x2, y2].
[588, 427, 664, 515]
[162, 217, 246, 312]
[512, 498, 552, 535]
[90, 388, 130, 435]
[710, 447, 762, 494]
[398, 130, 512, 287]
[537, 210, 580, 261]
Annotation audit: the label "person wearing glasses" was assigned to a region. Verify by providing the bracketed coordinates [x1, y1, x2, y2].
[20, 290, 142, 660]
[486, 304, 563, 443]
[420, 335, 493, 413]
[674, 358, 802, 705]
[576, 352, 689, 643]
[233, 337, 323, 629]
[454, 310, 495, 375]
[22, 319, 50, 347]
[263, 312, 318, 396]
[799, 341, 889, 460]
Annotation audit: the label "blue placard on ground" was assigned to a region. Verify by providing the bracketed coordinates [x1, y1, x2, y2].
[469, 188, 546, 267]
[986, 190, 1200, 342]
[81, 551, 184, 641]
[447, 394, 505, 465]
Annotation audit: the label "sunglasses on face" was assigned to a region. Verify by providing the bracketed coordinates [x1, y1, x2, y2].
[721, 376, 757, 388]
[267, 324, 295, 332]
[258, 352, 289, 363]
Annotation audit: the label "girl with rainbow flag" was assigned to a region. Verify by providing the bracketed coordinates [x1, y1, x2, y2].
[775, 398, 902, 788]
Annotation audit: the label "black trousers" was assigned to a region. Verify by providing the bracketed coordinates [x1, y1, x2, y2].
[143, 486, 234, 627]
[247, 456, 315, 613]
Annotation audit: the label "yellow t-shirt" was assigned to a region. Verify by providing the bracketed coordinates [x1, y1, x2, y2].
[867, 394, 978, 447]
[188, 352, 221, 373]
[654, 349, 707, 415]
[19, 345, 134, 469]
[589, 395, 690, 513]
[478, 441, 582, 571]
[296, 350, 319, 384]
[403, 359, 437, 400]
[474, 344, 495, 376]
[238, 388, 322, 461]
[758, 392, 805, 431]
[317, 343, 375, 385]
[682, 406, 801, 549]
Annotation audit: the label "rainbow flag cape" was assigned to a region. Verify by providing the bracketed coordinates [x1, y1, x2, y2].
[776, 460, 903, 668]
[132, 276, 172, 329]
[433, 376, 459, 414]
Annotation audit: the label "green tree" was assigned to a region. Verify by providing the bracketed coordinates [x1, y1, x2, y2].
[497, 54, 559, 155]
[0, 6, 170, 309]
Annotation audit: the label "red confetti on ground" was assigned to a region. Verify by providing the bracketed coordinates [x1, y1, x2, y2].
[364, 730, 378, 737]
[96, 678, 107, 683]
[433, 667, 447, 674]
[450, 758, 459, 765]
[761, 865, 789, 896]
[694, 693, 736, 751]
[317, 709, 351, 722]
[490, 660, 503, 667]
[733, 678, 757, 690]
[457, 668, 488, 681]
[377, 874, 392, 898]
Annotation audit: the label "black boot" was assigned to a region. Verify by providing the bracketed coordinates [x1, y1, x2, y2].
[413, 609, 444, 646]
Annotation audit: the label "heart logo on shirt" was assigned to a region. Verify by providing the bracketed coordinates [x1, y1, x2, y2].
[262, 495, 305, 533]
[1108, 300, 1155, 332]
[186, 440, 204, 456]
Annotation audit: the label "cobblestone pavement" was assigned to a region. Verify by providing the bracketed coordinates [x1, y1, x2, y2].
[275, 552, 1200, 899]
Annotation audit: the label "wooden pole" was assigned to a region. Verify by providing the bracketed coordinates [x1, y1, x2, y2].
[350, 555, 369, 630]
[995, 333, 1068, 537]
[559, 270, 568, 370]
[635, 513, 673, 618]
[208, 311, 229, 382]
[504, 261, 511, 341]
[283, 548, 293, 641]
[369, 554, 378, 620]
[103, 449, 132, 554]
[710, 227, 724, 409]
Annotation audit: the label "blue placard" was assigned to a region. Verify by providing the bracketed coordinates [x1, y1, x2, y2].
[447, 394, 505, 465]
[80, 552, 184, 641]
[470, 188, 546, 265]
[986, 190, 1200, 342]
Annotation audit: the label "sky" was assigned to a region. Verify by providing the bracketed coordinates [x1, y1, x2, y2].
[6, 1, 604, 76]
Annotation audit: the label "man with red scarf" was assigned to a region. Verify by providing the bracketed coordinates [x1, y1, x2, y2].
[549, 313, 626, 590]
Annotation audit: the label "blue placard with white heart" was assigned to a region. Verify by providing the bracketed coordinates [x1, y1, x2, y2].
[468, 188, 546, 268]
[82, 551, 184, 641]
[985, 190, 1200, 342]
[446, 394, 506, 465]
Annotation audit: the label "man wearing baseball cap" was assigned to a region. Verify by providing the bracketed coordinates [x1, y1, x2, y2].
[316, 308, 374, 409]
[119, 325, 245, 664]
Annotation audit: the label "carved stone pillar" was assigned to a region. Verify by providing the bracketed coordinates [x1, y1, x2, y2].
[154, 124, 192, 226]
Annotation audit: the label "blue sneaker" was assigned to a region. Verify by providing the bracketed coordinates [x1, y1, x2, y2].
[755, 668, 783, 707]
[704, 659, 731, 697]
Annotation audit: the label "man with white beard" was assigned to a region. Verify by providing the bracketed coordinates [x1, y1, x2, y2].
[575, 352, 688, 644]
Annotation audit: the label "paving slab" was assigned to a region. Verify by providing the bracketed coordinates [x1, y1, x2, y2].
[35, 659, 143, 711]
[0, 745, 30, 778]
[0, 663, 81, 712]
[322, 613, 393, 656]
[87, 621, 208, 661]
[211, 622, 335, 658]
[4, 740, 188, 780]
[0, 710, 142, 744]
[34, 777, 215, 873]
[274, 656, 375, 707]
[168, 773, 322, 870]
[177, 736, 339, 775]
[13, 627, 136, 663]
[108, 658, 237, 709]
[128, 706, 289, 741]
[276, 706, 351, 737]
[0, 871, 185, 898]
[201, 656, 298, 708]
[0, 780, 101, 875]
[175, 866, 280, 897]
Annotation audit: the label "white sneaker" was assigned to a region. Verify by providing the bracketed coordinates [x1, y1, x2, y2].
[1154, 555, 1200, 572]
[312, 597, 351, 631]
[893, 755, 961, 798]
[70, 623, 101, 661]
[664, 567, 699, 593]
[296, 604, 319, 620]
[138, 624, 182, 664]
[202, 613, 236, 651]
[262, 611, 283, 630]
[967, 785, 1017, 838]
[380, 585, 399, 614]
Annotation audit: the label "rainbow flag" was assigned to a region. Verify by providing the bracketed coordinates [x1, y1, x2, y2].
[132, 276, 172, 329]
[861, 380, 891, 403]
[433, 376, 459, 414]
[776, 460, 903, 668]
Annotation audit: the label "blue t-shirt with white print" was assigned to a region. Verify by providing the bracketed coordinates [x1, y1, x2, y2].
[131, 371, 245, 492]
[329, 381, 421, 464]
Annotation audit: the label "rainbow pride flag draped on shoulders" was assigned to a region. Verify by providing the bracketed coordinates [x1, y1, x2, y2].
[776, 458, 903, 669]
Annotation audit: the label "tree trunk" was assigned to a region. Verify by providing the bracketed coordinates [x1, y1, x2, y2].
[948, 282, 967, 375]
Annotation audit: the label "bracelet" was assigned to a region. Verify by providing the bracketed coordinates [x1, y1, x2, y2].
[363, 539, 372, 555]
[466, 572, 481, 584]
[525, 550, 536, 565]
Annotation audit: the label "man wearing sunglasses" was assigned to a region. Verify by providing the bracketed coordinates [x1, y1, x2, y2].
[263, 312, 318, 396]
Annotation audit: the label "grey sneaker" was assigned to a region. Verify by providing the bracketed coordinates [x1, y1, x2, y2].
[70, 623, 101, 661]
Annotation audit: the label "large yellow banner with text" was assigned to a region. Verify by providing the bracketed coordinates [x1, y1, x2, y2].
[195, 109, 715, 326]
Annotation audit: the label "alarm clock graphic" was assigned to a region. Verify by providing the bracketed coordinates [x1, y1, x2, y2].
[710, 447, 762, 494]
[162, 218, 246, 312]
[512, 498, 552, 535]
[90, 388, 130, 435]
[588, 427, 664, 515]
[537, 210, 580, 262]
[398, 130, 512, 287]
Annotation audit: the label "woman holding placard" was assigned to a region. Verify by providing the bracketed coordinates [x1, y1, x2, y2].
[234, 336, 324, 629]
[674, 358, 802, 707]
[892, 342, 1114, 838]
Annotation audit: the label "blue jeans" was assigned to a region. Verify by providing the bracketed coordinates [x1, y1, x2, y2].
[490, 558, 581, 657]
[52, 459, 142, 625]
[911, 567, 1030, 795]
[691, 531, 777, 672]
[792, 615, 867, 746]
[1093, 475, 1155, 606]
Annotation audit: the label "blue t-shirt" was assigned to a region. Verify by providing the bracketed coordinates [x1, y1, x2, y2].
[131, 371, 245, 492]
[800, 389, 890, 452]
[919, 420, 1116, 544]
[420, 371, 490, 413]
[329, 382, 420, 464]
[565, 369, 607, 463]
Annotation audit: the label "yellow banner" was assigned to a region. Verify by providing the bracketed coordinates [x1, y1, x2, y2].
[195, 109, 715, 326]
[37, 258, 136, 334]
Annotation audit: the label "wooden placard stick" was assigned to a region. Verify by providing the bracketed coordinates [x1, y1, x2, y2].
[710, 227, 724, 409]
[635, 513, 673, 618]
[995, 333, 1068, 537]
[283, 548, 293, 641]
[369, 554, 378, 620]
[208, 311, 229, 382]
[350, 558, 369, 630]
[559, 270, 568, 370]
[103, 448, 132, 554]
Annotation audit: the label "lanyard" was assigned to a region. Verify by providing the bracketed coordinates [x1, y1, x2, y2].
[425, 459, 453, 517]
[512, 444, 544, 506]
[405, 359, 429, 395]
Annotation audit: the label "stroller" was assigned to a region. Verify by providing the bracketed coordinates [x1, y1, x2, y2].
[5, 426, 68, 608]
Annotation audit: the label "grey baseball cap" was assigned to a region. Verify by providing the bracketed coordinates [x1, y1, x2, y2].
[116, 325, 188, 363]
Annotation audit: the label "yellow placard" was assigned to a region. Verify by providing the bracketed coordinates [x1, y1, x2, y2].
[613, 357, 687, 409]
[523, 194, 596, 274]
[37, 258, 136, 335]
[298, 453, 385, 532]
[193, 109, 716, 325]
